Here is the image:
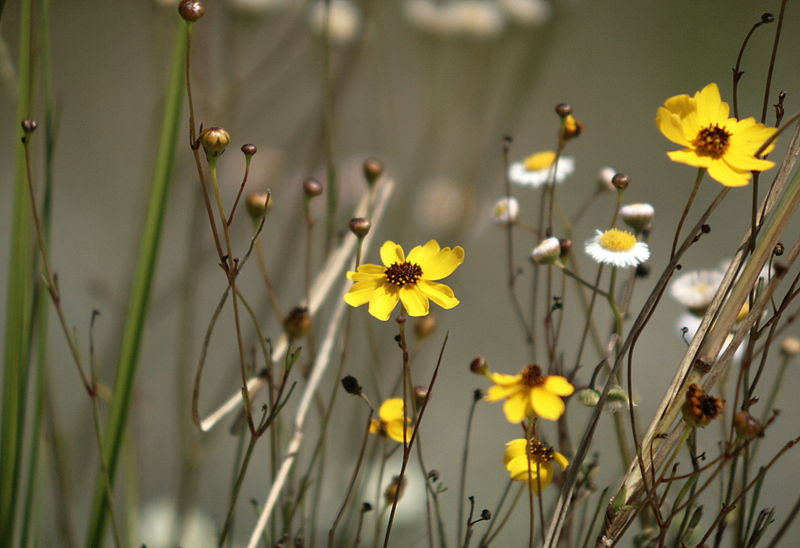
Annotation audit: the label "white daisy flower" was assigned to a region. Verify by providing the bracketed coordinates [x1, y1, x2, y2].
[490, 196, 519, 225]
[509, 151, 575, 189]
[531, 236, 561, 264]
[597, 166, 617, 192]
[619, 203, 655, 232]
[442, 1, 506, 39]
[309, 0, 361, 44]
[670, 268, 723, 313]
[584, 228, 649, 268]
[677, 312, 744, 361]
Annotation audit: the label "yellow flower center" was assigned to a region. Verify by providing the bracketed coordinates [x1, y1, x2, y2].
[599, 228, 637, 252]
[523, 151, 556, 171]
[385, 262, 423, 286]
[527, 439, 555, 464]
[520, 364, 545, 387]
[691, 124, 731, 159]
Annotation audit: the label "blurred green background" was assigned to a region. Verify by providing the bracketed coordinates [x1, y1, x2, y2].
[1, 0, 799, 545]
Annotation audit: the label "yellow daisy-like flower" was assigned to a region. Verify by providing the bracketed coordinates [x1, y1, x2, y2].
[485, 364, 574, 423]
[369, 398, 412, 443]
[656, 82, 777, 187]
[504, 438, 569, 493]
[344, 240, 464, 321]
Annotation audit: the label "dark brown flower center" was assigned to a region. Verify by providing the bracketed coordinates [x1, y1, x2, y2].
[520, 364, 545, 387]
[527, 439, 554, 464]
[685, 383, 725, 425]
[691, 124, 731, 159]
[385, 262, 422, 287]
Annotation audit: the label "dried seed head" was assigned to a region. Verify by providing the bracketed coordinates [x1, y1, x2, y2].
[683, 383, 724, 427]
[179, 0, 205, 21]
[341, 375, 362, 395]
[470, 356, 488, 375]
[303, 177, 323, 198]
[363, 157, 384, 186]
[384, 475, 407, 505]
[199, 126, 230, 158]
[733, 411, 762, 440]
[349, 217, 371, 238]
[283, 306, 312, 338]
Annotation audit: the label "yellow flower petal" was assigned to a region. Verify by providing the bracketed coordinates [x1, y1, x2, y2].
[385, 420, 410, 443]
[694, 83, 728, 126]
[662, 92, 696, 118]
[503, 439, 527, 465]
[485, 383, 521, 402]
[379, 398, 405, 422]
[503, 391, 531, 423]
[529, 463, 554, 493]
[667, 149, 712, 169]
[530, 386, 565, 421]
[488, 372, 523, 386]
[380, 240, 405, 267]
[544, 375, 575, 396]
[553, 451, 569, 470]
[344, 280, 380, 307]
[369, 419, 381, 434]
[418, 280, 459, 309]
[399, 285, 430, 317]
[656, 108, 691, 147]
[707, 160, 751, 187]
[368, 283, 400, 321]
[408, 241, 465, 281]
[506, 454, 532, 478]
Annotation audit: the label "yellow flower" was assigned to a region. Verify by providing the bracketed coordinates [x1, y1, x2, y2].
[504, 438, 569, 493]
[369, 398, 412, 443]
[656, 82, 777, 187]
[485, 364, 574, 423]
[344, 240, 464, 321]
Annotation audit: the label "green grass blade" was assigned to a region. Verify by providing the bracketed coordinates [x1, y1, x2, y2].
[0, 0, 35, 543]
[83, 21, 187, 547]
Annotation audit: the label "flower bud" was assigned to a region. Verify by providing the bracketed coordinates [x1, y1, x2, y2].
[241, 143, 257, 156]
[554, 103, 572, 117]
[619, 203, 655, 233]
[559, 238, 572, 257]
[606, 386, 630, 413]
[611, 172, 630, 191]
[531, 237, 561, 265]
[561, 114, 584, 141]
[469, 356, 488, 375]
[414, 314, 436, 340]
[384, 475, 406, 505]
[363, 157, 384, 186]
[576, 388, 600, 408]
[179, 0, 205, 21]
[341, 375, 362, 395]
[781, 336, 800, 358]
[491, 197, 519, 225]
[246, 192, 272, 219]
[303, 177, 323, 198]
[199, 126, 230, 158]
[414, 385, 429, 407]
[733, 411, 762, 440]
[597, 167, 617, 192]
[349, 217, 371, 238]
[21, 119, 37, 133]
[283, 306, 312, 338]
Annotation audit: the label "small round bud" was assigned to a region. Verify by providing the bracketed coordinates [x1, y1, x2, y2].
[701, 224, 711, 234]
[413, 314, 436, 340]
[597, 167, 617, 192]
[241, 143, 257, 156]
[555, 103, 572, 117]
[363, 157, 384, 186]
[576, 388, 600, 408]
[781, 336, 800, 357]
[559, 238, 572, 257]
[384, 475, 406, 505]
[635, 264, 650, 278]
[491, 197, 519, 225]
[619, 203, 655, 233]
[531, 237, 561, 265]
[302, 177, 323, 198]
[734, 411, 762, 440]
[473, 388, 483, 402]
[469, 356, 488, 376]
[362, 502, 373, 512]
[341, 375, 362, 395]
[414, 385, 429, 407]
[283, 306, 312, 338]
[349, 217, 371, 238]
[246, 192, 272, 219]
[606, 386, 631, 413]
[761, 12, 774, 23]
[774, 242, 784, 256]
[179, 0, 205, 21]
[199, 126, 230, 158]
[21, 119, 37, 133]
[480, 509, 491, 521]
[611, 173, 630, 191]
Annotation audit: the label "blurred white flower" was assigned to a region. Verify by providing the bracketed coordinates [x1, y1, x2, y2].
[309, 0, 362, 44]
[491, 196, 519, 225]
[677, 313, 744, 361]
[597, 166, 617, 192]
[670, 268, 723, 313]
[443, 1, 506, 38]
[531, 237, 561, 265]
[498, 0, 551, 26]
[229, 0, 290, 15]
[414, 177, 469, 231]
[619, 202, 655, 232]
[509, 151, 575, 189]
[405, 0, 451, 35]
